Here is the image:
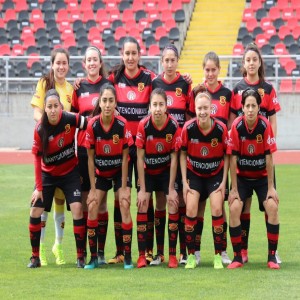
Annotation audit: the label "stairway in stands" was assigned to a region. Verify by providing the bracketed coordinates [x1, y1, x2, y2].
[178, 0, 245, 85]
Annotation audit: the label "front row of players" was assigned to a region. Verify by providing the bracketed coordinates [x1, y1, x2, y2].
[28, 84, 280, 270]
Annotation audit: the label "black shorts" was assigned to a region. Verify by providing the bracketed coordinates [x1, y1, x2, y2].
[95, 171, 132, 192]
[32, 167, 82, 212]
[140, 169, 170, 195]
[78, 147, 90, 192]
[128, 144, 138, 189]
[187, 169, 224, 200]
[237, 176, 268, 212]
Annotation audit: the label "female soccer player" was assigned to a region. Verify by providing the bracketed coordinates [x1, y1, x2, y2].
[190, 51, 233, 265]
[228, 43, 281, 264]
[28, 89, 86, 268]
[71, 46, 110, 264]
[135, 88, 181, 268]
[227, 88, 280, 269]
[30, 48, 73, 266]
[152, 44, 193, 265]
[84, 83, 134, 269]
[180, 87, 229, 269]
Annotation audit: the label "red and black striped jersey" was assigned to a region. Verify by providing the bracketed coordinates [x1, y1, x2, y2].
[85, 114, 133, 178]
[227, 115, 277, 179]
[135, 114, 181, 175]
[190, 81, 232, 126]
[32, 111, 86, 176]
[71, 76, 110, 148]
[231, 78, 281, 118]
[181, 117, 228, 177]
[108, 67, 156, 138]
[152, 72, 192, 128]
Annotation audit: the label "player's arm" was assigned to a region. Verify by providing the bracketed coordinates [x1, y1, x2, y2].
[33, 106, 43, 122]
[228, 154, 240, 205]
[87, 148, 97, 205]
[167, 151, 178, 207]
[119, 147, 130, 204]
[180, 150, 191, 203]
[266, 154, 279, 204]
[269, 114, 277, 138]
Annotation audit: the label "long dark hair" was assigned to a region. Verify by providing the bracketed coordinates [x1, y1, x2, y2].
[41, 48, 70, 91]
[83, 46, 107, 78]
[241, 43, 265, 84]
[40, 89, 62, 156]
[91, 83, 117, 117]
[110, 36, 142, 82]
[150, 88, 167, 105]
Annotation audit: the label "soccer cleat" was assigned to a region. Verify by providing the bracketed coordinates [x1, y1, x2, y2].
[137, 255, 147, 268]
[221, 251, 232, 265]
[241, 249, 248, 263]
[227, 261, 243, 269]
[145, 251, 153, 265]
[52, 244, 66, 265]
[194, 250, 201, 265]
[214, 253, 224, 269]
[77, 257, 85, 268]
[124, 256, 134, 269]
[40, 243, 47, 266]
[150, 254, 164, 266]
[275, 250, 282, 264]
[84, 257, 99, 269]
[267, 261, 280, 269]
[168, 255, 178, 268]
[97, 251, 107, 265]
[179, 253, 187, 265]
[108, 254, 124, 264]
[27, 256, 41, 268]
[185, 254, 197, 269]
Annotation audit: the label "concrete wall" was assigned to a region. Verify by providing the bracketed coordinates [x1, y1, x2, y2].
[0, 93, 299, 150]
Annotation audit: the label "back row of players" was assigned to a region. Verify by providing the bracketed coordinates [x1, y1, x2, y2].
[28, 38, 281, 270]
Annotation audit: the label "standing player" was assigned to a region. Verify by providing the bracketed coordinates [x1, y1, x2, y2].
[135, 88, 181, 268]
[71, 46, 110, 264]
[84, 83, 134, 269]
[228, 42, 281, 264]
[108, 36, 156, 264]
[190, 51, 233, 265]
[152, 44, 193, 265]
[30, 48, 73, 266]
[226, 88, 280, 269]
[28, 89, 86, 268]
[180, 87, 229, 269]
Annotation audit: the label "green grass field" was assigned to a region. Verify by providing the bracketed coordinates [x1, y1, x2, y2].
[0, 164, 299, 299]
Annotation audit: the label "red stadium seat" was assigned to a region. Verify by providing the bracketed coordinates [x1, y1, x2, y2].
[11, 44, 24, 56]
[80, 0, 93, 12]
[155, 26, 167, 41]
[67, 0, 79, 12]
[260, 17, 272, 30]
[274, 43, 288, 55]
[292, 26, 300, 39]
[124, 20, 137, 32]
[265, 26, 276, 39]
[21, 27, 33, 41]
[291, 0, 300, 8]
[132, 0, 144, 12]
[285, 59, 297, 75]
[22, 35, 36, 50]
[282, 8, 294, 21]
[61, 26, 74, 40]
[242, 8, 254, 22]
[165, 18, 176, 32]
[138, 18, 150, 31]
[106, 1, 117, 11]
[148, 9, 160, 21]
[269, 7, 281, 21]
[279, 79, 293, 93]
[57, 9, 69, 23]
[277, 0, 289, 10]
[255, 33, 268, 48]
[0, 44, 10, 56]
[278, 25, 291, 40]
[170, 0, 182, 12]
[250, 0, 263, 11]
[148, 44, 160, 56]
[88, 26, 101, 41]
[32, 19, 45, 32]
[128, 27, 140, 39]
[110, 9, 121, 21]
[82, 10, 95, 23]
[14, 0, 28, 12]
[114, 26, 126, 41]
[96, 9, 109, 21]
[4, 9, 16, 23]
[63, 36, 77, 48]
[122, 9, 135, 23]
[157, 0, 169, 13]
[70, 10, 81, 22]
[232, 43, 244, 56]
[246, 18, 258, 32]
[30, 9, 43, 23]
[286, 17, 298, 30]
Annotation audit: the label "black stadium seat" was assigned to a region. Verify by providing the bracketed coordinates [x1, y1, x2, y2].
[174, 9, 185, 23]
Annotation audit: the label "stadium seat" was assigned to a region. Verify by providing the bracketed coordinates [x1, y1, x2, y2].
[28, 0, 39, 10]
[73, 20, 85, 32]
[104, 35, 116, 49]
[288, 43, 300, 55]
[86, 19, 97, 30]
[278, 25, 291, 40]
[21, 26, 33, 41]
[64, 36, 77, 48]
[169, 27, 180, 41]
[40, 44, 51, 56]
[264, 26, 276, 39]
[170, 0, 182, 12]
[260, 17, 272, 30]
[119, 0, 131, 12]
[110, 9, 121, 21]
[128, 27, 140, 39]
[11, 44, 24, 56]
[282, 8, 294, 21]
[148, 44, 160, 56]
[272, 18, 285, 31]
[232, 43, 244, 56]
[142, 28, 153, 41]
[274, 43, 288, 55]
[161, 10, 173, 22]
[155, 26, 168, 41]
[242, 8, 254, 22]
[22, 35, 36, 50]
[264, 0, 276, 10]
[114, 27, 126, 41]
[283, 34, 295, 48]
[2, 0, 14, 11]
[41, 1, 53, 12]
[286, 17, 298, 30]
[4, 9, 16, 23]
[250, 0, 262, 11]
[57, 9, 69, 23]
[253, 27, 263, 38]
[132, 0, 144, 12]
[145, 35, 156, 48]
[32, 19, 45, 32]
[174, 9, 185, 23]
[291, 0, 300, 8]
[269, 7, 281, 21]
[277, 0, 289, 10]
[261, 44, 273, 55]
[284, 59, 297, 75]
[292, 26, 300, 40]
[256, 8, 267, 21]
[255, 33, 268, 48]
[15, 0, 28, 12]
[111, 19, 123, 31]
[237, 27, 249, 41]
[67, 0, 79, 12]
[279, 79, 293, 93]
[107, 45, 119, 56]
[30, 9, 43, 23]
[165, 18, 176, 32]
[135, 9, 147, 22]
[159, 36, 169, 50]
[246, 18, 258, 32]
[242, 34, 254, 47]
[0, 44, 10, 55]
[122, 9, 135, 23]
[269, 34, 281, 47]
[27, 53, 40, 68]
[44, 10, 56, 23]
[93, 0, 105, 11]
[138, 18, 150, 31]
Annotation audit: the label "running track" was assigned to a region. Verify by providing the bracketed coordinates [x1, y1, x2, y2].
[0, 150, 299, 165]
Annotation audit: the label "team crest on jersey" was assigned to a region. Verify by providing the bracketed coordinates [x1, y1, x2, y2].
[138, 82, 145, 92]
[219, 96, 226, 106]
[103, 144, 111, 154]
[211, 104, 218, 115]
[247, 144, 255, 154]
[65, 124, 71, 134]
[211, 138, 218, 147]
[167, 95, 173, 106]
[113, 134, 119, 144]
[58, 137, 64, 148]
[156, 142, 164, 152]
[92, 96, 98, 107]
[257, 88, 264, 98]
[127, 90, 136, 100]
[256, 134, 263, 143]
[200, 146, 209, 156]
[175, 88, 182, 97]
[166, 134, 173, 143]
